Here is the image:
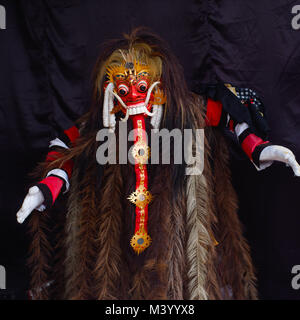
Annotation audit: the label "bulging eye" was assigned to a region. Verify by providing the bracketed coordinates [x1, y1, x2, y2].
[118, 84, 129, 96]
[137, 80, 148, 93]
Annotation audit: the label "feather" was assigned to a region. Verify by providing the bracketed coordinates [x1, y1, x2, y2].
[63, 166, 82, 299]
[27, 210, 53, 300]
[48, 196, 68, 299]
[167, 180, 186, 299]
[184, 127, 223, 300]
[185, 173, 210, 300]
[66, 161, 99, 299]
[93, 164, 123, 300]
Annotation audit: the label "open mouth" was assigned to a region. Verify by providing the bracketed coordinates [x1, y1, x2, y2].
[124, 102, 152, 116]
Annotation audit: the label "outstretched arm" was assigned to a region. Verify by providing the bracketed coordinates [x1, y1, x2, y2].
[205, 97, 300, 176]
[16, 125, 79, 223]
[235, 122, 300, 176]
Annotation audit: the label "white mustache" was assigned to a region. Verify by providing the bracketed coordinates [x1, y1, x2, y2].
[103, 82, 116, 131]
[120, 104, 158, 122]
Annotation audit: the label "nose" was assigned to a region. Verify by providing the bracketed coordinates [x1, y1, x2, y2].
[128, 84, 140, 100]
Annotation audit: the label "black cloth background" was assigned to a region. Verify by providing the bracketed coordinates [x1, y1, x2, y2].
[0, 0, 299, 299]
[190, 0, 300, 300]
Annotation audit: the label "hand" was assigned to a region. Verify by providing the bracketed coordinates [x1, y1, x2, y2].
[259, 145, 300, 176]
[16, 186, 45, 224]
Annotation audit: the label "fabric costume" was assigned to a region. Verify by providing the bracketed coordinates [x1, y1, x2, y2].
[27, 30, 275, 300]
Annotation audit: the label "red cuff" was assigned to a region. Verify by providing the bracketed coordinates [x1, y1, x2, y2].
[46, 150, 62, 162]
[38, 176, 64, 206]
[64, 125, 79, 144]
[241, 133, 268, 160]
[205, 98, 223, 127]
[61, 159, 74, 177]
[45, 151, 74, 177]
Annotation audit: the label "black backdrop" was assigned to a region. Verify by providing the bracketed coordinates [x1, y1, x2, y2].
[0, 0, 299, 299]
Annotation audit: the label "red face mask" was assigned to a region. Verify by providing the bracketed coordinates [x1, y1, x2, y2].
[115, 75, 153, 115]
[103, 61, 164, 130]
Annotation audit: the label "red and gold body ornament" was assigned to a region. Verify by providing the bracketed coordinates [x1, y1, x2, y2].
[128, 115, 153, 254]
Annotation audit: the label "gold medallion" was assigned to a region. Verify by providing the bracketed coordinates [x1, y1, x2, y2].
[130, 230, 152, 254]
[128, 186, 153, 209]
[132, 141, 150, 164]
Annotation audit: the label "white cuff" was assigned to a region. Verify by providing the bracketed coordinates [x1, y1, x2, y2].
[235, 122, 249, 136]
[46, 168, 70, 193]
[49, 138, 69, 150]
[36, 204, 47, 212]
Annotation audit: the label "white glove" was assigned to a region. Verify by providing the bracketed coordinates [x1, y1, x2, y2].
[259, 145, 300, 176]
[16, 186, 45, 224]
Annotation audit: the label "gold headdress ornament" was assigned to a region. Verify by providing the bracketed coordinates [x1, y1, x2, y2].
[106, 60, 151, 83]
[105, 44, 162, 83]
